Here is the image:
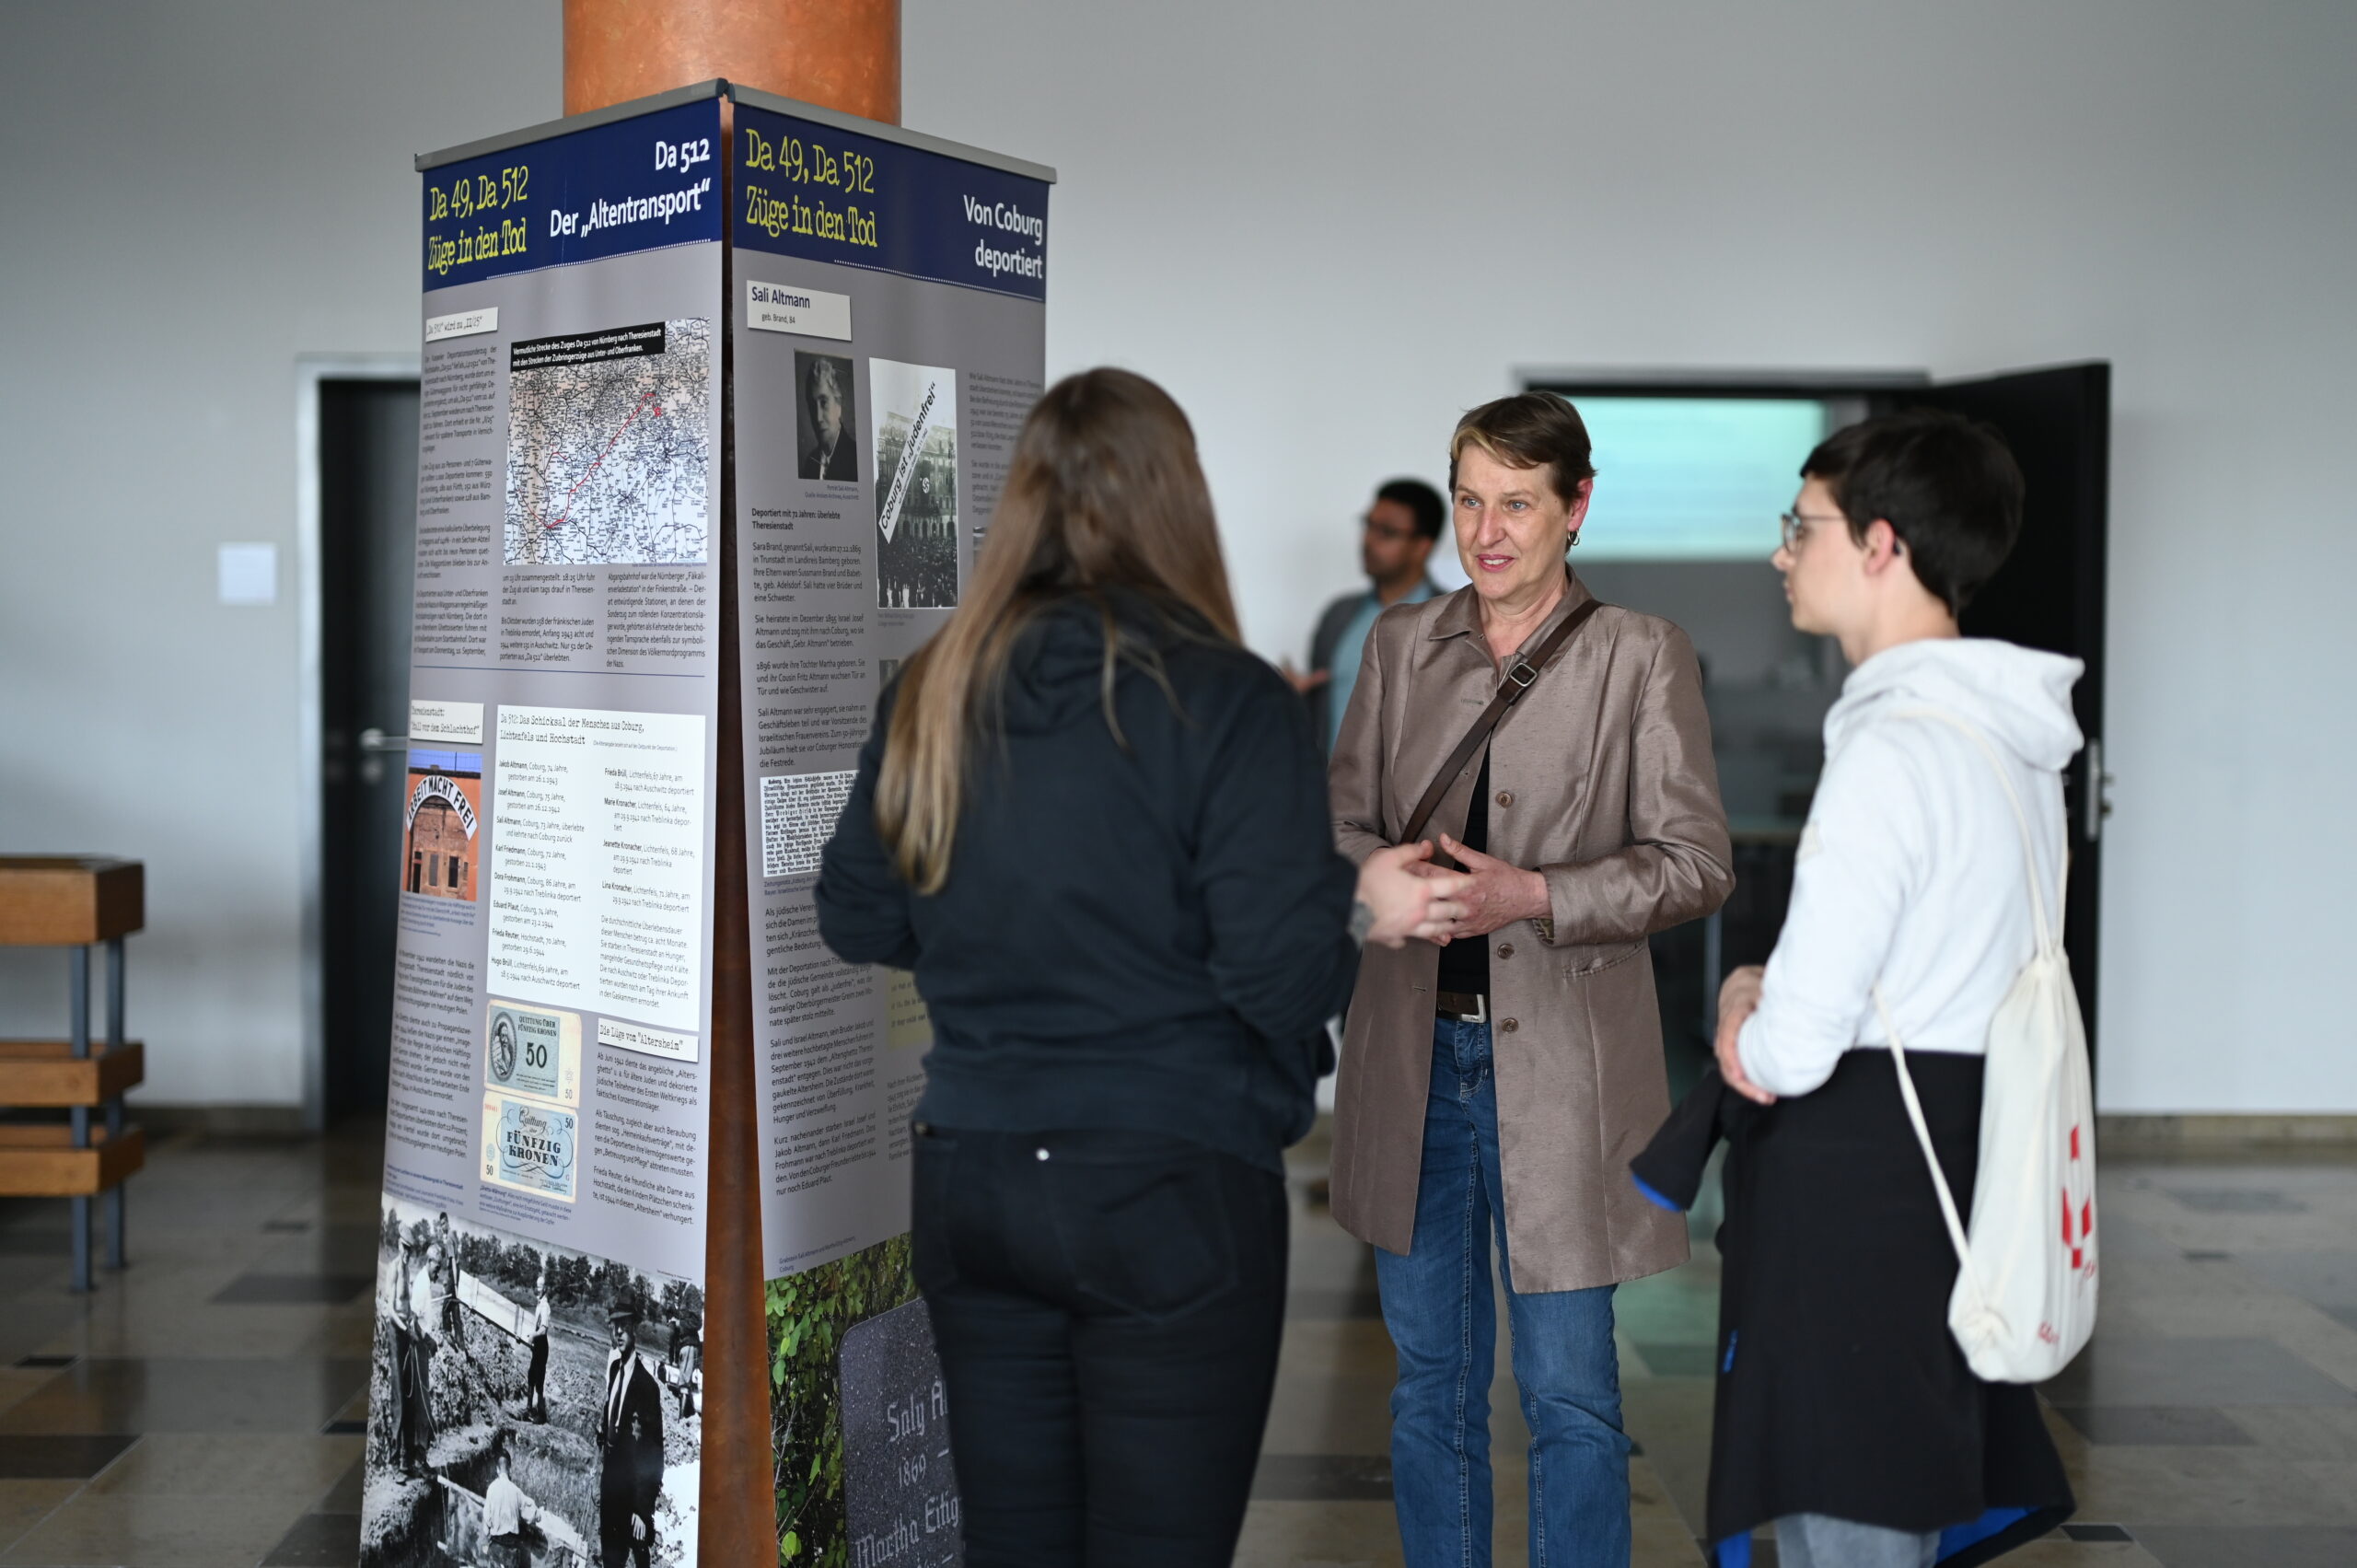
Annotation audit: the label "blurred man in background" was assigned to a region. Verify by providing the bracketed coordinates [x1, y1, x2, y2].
[1288, 479, 1446, 752]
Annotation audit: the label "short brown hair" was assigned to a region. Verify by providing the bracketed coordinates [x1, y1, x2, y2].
[1448, 393, 1596, 505]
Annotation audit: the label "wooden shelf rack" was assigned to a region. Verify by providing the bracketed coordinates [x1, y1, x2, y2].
[0, 856, 146, 1291]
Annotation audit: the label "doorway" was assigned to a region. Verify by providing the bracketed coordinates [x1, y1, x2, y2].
[304, 367, 421, 1124]
[1527, 366, 2111, 1082]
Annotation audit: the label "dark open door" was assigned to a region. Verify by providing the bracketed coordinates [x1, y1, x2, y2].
[320, 377, 421, 1120]
[1884, 364, 2110, 1052]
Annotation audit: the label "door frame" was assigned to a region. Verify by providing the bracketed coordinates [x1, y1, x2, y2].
[296, 354, 419, 1132]
[1517, 366, 1932, 397]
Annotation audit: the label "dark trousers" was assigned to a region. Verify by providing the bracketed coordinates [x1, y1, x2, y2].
[389, 1323, 433, 1469]
[527, 1333, 549, 1416]
[598, 1498, 651, 1568]
[912, 1127, 1288, 1568]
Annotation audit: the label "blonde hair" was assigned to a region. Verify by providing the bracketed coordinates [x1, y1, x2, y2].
[875, 369, 1239, 894]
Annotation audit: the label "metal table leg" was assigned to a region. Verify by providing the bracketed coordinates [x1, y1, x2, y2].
[105, 935, 126, 1271]
[69, 944, 92, 1295]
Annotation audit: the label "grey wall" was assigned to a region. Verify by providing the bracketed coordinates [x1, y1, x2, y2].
[0, 2, 560, 1103]
[2, 1, 2351, 1115]
[901, 0, 2357, 1115]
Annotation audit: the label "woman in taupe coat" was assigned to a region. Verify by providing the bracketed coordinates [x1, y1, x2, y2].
[1329, 392, 1734, 1567]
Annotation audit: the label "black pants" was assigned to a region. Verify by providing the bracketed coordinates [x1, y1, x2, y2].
[527, 1333, 549, 1415]
[599, 1497, 652, 1568]
[389, 1323, 433, 1469]
[912, 1127, 1288, 1568]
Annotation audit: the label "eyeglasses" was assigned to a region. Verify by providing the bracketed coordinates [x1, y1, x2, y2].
[1362, 516, 1418, 543]
[1778, 510, 1847, 554]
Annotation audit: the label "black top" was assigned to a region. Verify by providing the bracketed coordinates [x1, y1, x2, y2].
[1434, 750, 1492, 996]
[815, 591, 1361, 1172]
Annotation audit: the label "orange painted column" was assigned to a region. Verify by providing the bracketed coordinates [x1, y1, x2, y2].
[562, 7, 901, 1566]
[565, 0, 900, 122]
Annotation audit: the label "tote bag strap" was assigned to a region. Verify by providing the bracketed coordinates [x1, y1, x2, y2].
[1875, 984, 1981, 1289]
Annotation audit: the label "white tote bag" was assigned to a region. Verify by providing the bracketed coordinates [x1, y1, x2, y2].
[1872, 708, 2097, 1385]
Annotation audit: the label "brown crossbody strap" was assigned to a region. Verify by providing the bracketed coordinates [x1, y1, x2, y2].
[1398, 596, 1606, 848]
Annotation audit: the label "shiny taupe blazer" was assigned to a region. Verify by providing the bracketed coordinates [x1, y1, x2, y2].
[1329, 573, 1734, 1293]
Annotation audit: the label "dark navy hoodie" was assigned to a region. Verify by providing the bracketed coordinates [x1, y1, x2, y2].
[814, 591, 1360, 1171]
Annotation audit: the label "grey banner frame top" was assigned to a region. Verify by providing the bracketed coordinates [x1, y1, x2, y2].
[415, 78, 1057, 185]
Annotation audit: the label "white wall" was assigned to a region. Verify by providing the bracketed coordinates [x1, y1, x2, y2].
[2, 1, 2350, 1115]
[911, 0, 2357, 1115]
[0, 2, 561, 1103]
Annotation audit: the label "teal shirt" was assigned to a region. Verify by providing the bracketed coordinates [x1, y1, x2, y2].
[1326, 579, 1438, 754]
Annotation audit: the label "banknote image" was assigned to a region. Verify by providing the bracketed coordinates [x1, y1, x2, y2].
[363, 1197, 703, 1568]
[482, 1094, 579, 1202]
[486, 1001, 582, 1106]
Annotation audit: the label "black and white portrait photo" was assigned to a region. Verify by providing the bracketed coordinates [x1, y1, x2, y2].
[796, 351, 858, 483]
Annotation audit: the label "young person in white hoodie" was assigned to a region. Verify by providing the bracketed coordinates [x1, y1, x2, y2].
[1633, 411, 2078, 1568]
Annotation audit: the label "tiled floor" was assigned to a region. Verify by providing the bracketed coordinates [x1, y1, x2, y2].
[1248, 1132, 2357, 1568]
[0, 1128, 378, 1567]
[4, 1125, 2357, 1565]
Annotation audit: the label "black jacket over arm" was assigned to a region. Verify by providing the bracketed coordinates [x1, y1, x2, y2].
[1634, 1063, 2073, 1566]
[816, 592, 1361, 1172]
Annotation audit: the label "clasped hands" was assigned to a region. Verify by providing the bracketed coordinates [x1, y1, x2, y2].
[1370, 842, 1783, 1105]
[1354, 835, 1550, 950]
[1412, 833, 1551, 943]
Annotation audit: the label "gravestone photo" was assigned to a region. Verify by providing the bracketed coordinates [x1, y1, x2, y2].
[839, 1298, 963, 1567]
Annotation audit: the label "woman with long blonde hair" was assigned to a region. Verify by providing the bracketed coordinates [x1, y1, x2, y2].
[818, 368, 1460, 1566]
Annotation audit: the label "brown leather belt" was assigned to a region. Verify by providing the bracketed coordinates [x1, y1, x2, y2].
[1434, 991, 1488, 1023]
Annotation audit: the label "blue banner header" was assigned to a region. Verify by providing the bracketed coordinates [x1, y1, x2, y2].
[731, 103, 1048, 301]
[423, 99, 723, 290]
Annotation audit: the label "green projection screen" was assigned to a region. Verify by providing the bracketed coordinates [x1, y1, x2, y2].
[1571, 397, 1829, 561]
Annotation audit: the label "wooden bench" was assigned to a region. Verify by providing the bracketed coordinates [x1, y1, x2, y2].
[0, 856, 145, 1291]
[0, 1039, 146, 1107]
[0, 1124, 146, 1196]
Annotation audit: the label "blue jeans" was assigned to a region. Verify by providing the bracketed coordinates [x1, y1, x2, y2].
[1376, 1016, 1631, 1568]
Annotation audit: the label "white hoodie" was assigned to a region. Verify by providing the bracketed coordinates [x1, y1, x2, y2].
[1736, 637, 2084, 1098]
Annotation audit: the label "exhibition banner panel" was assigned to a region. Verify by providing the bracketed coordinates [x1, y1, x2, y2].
[366, 97, 725, 1568]
[732, 101, 1047, 301]
[732, 97, 1049, 1567]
